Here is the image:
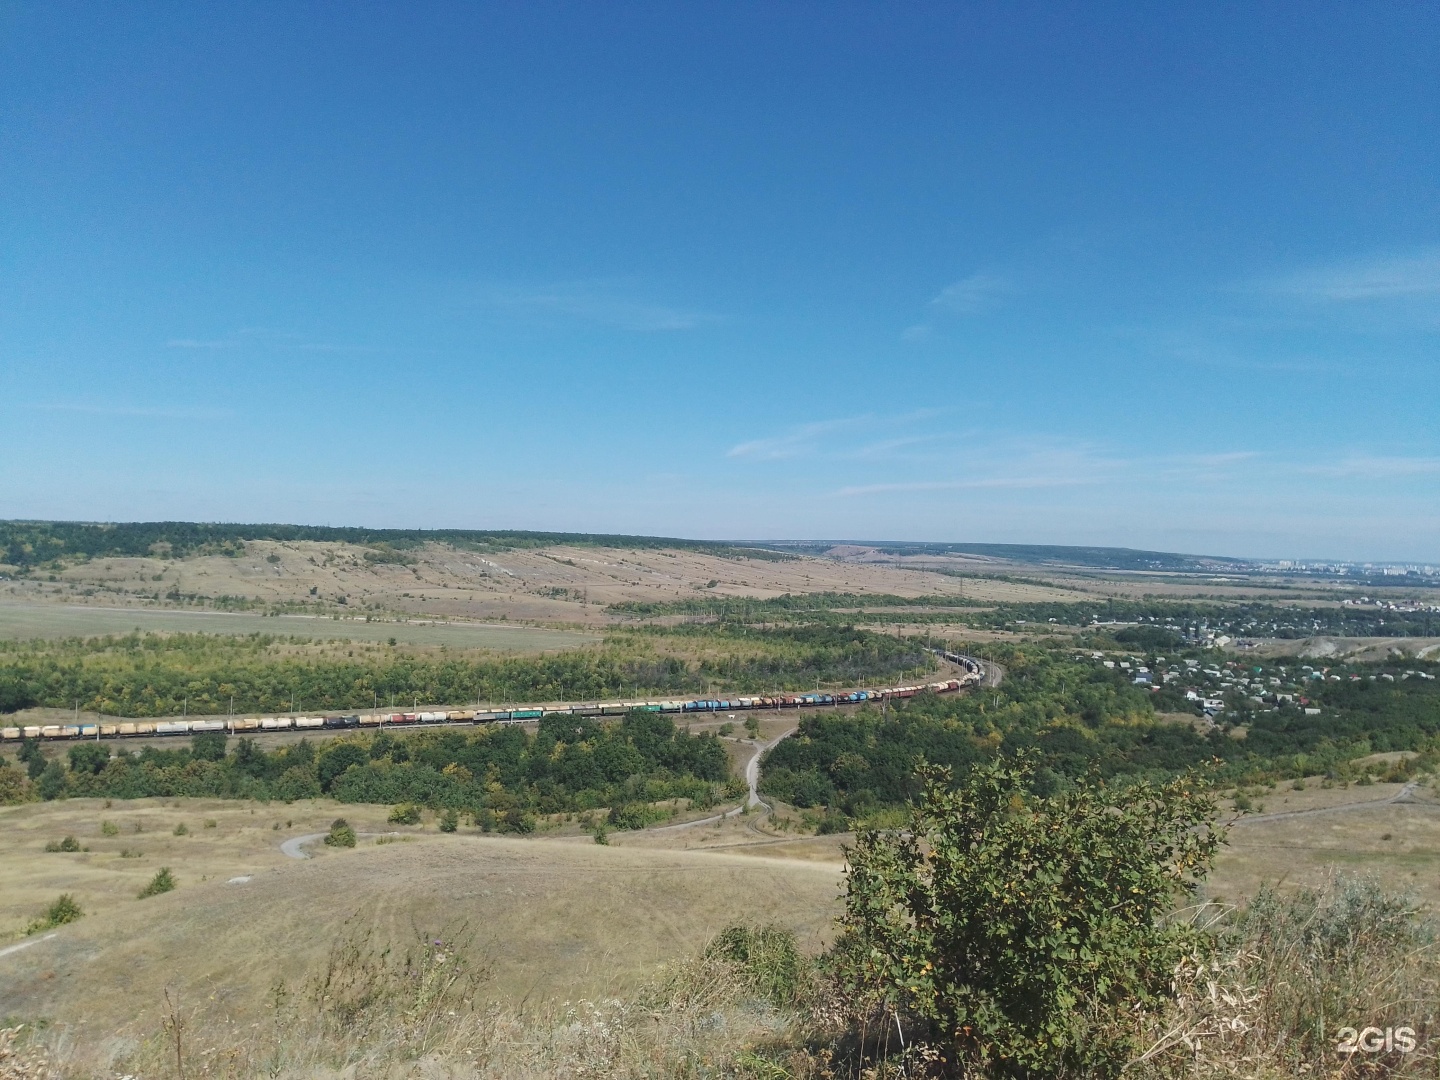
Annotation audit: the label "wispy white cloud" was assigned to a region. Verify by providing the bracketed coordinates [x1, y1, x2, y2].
[837, 474, 1098, 497]
[901, 271, 1012, 343]
[1263, 249, 1440, 302]
[166, 338, 235, 349]
[166, 329, 369, 353]
[931, 273, 1011, 314]
[28, 402, 234, 421]
[835, 438, 1128, 497]
[1303, 455, 1440, 480]
[726, 417, 870, 461]
[483, 282, 718, 332]
[844, 433, 953, 459]
[726, 410, 949, 462]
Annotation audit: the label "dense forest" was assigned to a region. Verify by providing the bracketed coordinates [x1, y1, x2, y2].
[0, 519, 785, 568]
[1, 712, 737, 826]
[760, 645, 1440, 817]
[0, 624, 933, 717]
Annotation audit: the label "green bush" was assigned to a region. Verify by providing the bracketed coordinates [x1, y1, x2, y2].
[388, 803, 422, 825]
[497, 809, 536, 834]
[44, 835, 81, 853]
[325, 818, 357, 847]
[835, 752, 1223, 1078]
[138, 867, 176, 898]
[438, 808, 458, 832]
[706, 925, 805, 1006]
[100, 820, 119, 837]
[173, 822, 189, 836]
[608, 802, 669, 830]
[26, 893, 83, 934]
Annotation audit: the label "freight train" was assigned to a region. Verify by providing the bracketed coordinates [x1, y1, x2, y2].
[0, 655, 984, 742]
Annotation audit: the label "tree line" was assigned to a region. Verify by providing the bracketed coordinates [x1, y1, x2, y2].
[0, 712, 738, 826]
[0, 519, 784, 569]
[0, 624, 932, 717]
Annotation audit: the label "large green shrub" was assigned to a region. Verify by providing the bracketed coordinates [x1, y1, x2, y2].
[138, 867, 176, 898]
[325, 818, 357, 847]
[836, 752, 1224, 1078]
[27, 893, 83, 934]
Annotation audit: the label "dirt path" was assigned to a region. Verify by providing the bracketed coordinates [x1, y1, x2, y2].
[281, 830, 408, 858]
[0, 932, 56, 961]
[280, 832, 327, 859]
[1231, 781, 1431, 826]
[647, 727, 797, 833]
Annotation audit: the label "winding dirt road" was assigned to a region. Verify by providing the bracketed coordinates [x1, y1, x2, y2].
[646, 726, 797, 833]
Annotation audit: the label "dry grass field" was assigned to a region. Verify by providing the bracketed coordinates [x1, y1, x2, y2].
[2, 774, 1438, 1063]
[1212, 778, 1440, 911]
[0, 601, 597, 648]
[1, 538, 1090, 631]
[0, 796, 844, 1045]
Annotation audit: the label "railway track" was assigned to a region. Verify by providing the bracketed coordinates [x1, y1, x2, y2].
[5, 657, 984, 745]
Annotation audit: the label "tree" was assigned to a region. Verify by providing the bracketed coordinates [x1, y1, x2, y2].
[272, 764, 320, 802]
[191, 731, 227, 761]
[0, 673, 36, 713]
[318, 742, 369, 792]
[836, 753, 1224, 1078]
[0, 761, 30, 805]
[68, 742, 109, 775]
[19, 737, 46, 780]
[36, 760, 66, 801]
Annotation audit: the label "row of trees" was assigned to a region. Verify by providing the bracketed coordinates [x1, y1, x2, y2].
[0, 624, 932, 717]
[0, 712, 737, 820]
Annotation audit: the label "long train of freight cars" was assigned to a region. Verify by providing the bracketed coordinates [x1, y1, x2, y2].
[1, 658, 983, 741]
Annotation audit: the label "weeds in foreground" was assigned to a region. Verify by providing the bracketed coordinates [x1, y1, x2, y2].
[0, 1025, 50, 1080]
[33, 875, 1440, 1079]
[1135, 873, 1440, 1078]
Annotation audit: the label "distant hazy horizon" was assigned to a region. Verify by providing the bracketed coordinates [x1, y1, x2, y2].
[3, 5, 1436, 561]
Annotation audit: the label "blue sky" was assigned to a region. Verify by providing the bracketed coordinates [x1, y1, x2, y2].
[2, 3, 1437, 561]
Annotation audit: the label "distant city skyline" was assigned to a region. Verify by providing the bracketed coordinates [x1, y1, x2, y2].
[2, 4, 1436, 561]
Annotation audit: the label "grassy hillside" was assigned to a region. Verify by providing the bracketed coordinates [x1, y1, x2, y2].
[0, 802, 843, 1039]
[0, 519, 784, 567]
